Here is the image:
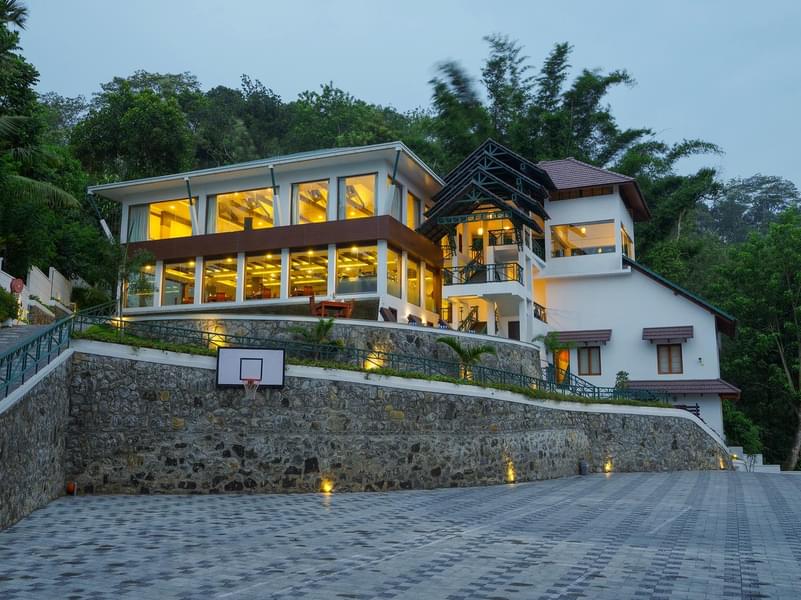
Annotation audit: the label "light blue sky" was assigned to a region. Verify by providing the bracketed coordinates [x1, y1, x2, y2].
[22, 0, 801, 186]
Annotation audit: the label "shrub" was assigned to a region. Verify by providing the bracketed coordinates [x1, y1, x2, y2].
[0, 288, 20, 321]
[72, 286, 111, 309]
[723, 400, 763, 455]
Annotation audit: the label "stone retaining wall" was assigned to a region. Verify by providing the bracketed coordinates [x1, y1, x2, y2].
[0, 360, 70, 529]
[66, 352, 728, 495]
[132, 316, 543, 378]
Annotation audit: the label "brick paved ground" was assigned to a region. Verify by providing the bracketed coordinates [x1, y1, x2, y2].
[1, 472, 800, 599]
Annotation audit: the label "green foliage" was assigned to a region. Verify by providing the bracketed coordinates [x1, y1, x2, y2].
[615, 371, 630, 390]
[532, 331, 573, 354]
[71, 286, 111, 310]
[73, 324, 215, 356]
[722, 400, 763, 456]
[0, 286, 19, 321]
[288, 318, 343, 347]
[436, 337, 496, 379]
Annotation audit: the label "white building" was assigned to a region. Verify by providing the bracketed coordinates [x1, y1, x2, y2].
[89, 139, 738, 436]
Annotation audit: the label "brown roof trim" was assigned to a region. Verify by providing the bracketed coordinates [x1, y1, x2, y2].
[126, 215, 443, 266]
[628, 378, 741, 400]
[624, 257, 736, 337]
[642, 326, 694, 342]
[554, 329, 612, 344]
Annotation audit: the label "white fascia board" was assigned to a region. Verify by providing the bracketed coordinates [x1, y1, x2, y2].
[88, 142, 444, 200]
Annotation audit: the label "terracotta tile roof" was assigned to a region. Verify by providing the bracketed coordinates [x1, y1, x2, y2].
[554, 329, 612, 344]
[642, 326, 694, 341]
[537, 158, 634, 190]
[627, 378, 741, 399]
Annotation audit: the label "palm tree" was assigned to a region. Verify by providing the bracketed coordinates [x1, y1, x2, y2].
[0, 0, 28, 29]
[436, 336, 496, 380]
[288, 318, 343, 360]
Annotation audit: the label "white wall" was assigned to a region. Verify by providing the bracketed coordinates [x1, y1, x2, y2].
[546, 268, 721, 387]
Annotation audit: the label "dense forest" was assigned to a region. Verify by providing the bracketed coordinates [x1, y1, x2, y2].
[1, 2, 800, 468]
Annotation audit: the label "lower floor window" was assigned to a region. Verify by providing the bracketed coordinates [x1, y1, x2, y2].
[578, 346, 601, 376]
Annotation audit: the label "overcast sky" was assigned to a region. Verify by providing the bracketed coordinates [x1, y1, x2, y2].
[21, 0, 801, 187]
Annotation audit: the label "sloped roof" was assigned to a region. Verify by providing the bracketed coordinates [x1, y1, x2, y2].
[554, 329, 612, 344]
[628, 378, 741, 400]
[624, 257, 736, 337]
[642, 326, 694, 341]
[538, 158, 651, 221]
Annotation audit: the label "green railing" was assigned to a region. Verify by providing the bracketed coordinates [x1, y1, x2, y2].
[0, 301, 116, 399]
[72, 311, 669, 404]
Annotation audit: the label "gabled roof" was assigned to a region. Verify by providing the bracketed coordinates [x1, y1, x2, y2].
[624, 257, 736, 337]
[420, 139, 553, 241]
[538, 157, 651, 221]
[628, 378, 741, 400]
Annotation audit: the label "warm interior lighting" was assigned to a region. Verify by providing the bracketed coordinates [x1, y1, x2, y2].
[477, 227, 484, 235]
[320, 478, 334, 493]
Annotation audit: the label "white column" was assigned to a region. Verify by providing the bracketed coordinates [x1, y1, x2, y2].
[280, 249, 290, 299]
[377, 165, 389, 216]
[273, 183, 283, 227]
[193, 257, 203, 305]
[120, 201, 129, 243]
[376, 240, 388, 299]
[327, 179, 337, 222]
[401, 251, 409, 305]
[195, 193, 207, 235]
[153, 261, 163, 308]
[518, 298, 529, 342]
[327, 244, 336, 297]
[235, 252, 245, 303]
[487, 300, 496, 336]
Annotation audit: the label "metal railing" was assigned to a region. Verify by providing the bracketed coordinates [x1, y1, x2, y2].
[0, 301, 117, 399]
[443, 262, 523, 285]
[533, 301, 547, 323]
[488, 229, 516, 246]
[71, 310, 669, 404]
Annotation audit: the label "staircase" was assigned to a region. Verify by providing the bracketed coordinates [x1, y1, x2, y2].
[728, 446, 782, 473]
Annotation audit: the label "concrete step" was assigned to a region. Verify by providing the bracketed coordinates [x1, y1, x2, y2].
[728, 446, 744, 459]
[753, 464, 781, 473]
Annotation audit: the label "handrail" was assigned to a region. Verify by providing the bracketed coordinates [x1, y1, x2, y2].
[73, 312, 670, 404]
[444, 262, 522, 285]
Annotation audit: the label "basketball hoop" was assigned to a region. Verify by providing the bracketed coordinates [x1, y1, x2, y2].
[242, 378, 261, 400]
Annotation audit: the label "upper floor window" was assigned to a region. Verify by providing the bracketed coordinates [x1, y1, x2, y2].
[387, 176, 403, 221]
[551, 220, 615, 258]
[621, 226, 634, 258]
[128, 199, 194, 242]
[552, 186, 614, 201]
[578, 346, 601, 376]
[406, 192, 422, 229]
[207, 188, 275, 234]
[292, 180, 328, 224]
[338, 174, 376, 220]
[657, 343, 683, 374]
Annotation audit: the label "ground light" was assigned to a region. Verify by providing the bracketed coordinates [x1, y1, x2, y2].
[320, 478, 334, 494]
[505, 461, 516, 484]
[603, 459, 613, 473]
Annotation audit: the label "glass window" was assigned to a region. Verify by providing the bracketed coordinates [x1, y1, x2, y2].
[245, 253, 281, 300]
[338, 174, 376, 220]
[578, 346, 601, 376]
[292, 180, 328, 224]
[290, 248, 328, 296]
[387, 176, 403, 221]
[406, 192, 421, 229]
[161, 260, 196, 306]
[206, 188, 275, 234]
[336, 244, 377, 294]
[621, 226, 634, 258]
[202, 255, 238, 303]
[553, 348, 570, 384]
[424, 265, 437, 312]
[387, 246, 402, 298]
[407, 258, 421, 306]
[145, 199, 194, 241]
[123, 262, 155, 308]
[550, 220, 616, 258]
[657, 344, 683, 374]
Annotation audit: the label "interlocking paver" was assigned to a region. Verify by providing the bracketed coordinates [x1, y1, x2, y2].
[1, 472, 800, 599]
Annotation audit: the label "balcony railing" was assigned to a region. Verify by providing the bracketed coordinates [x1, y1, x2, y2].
[488, 229, 516, 246]
[533, 301, 547, 323]
[444, 262, 523, 286]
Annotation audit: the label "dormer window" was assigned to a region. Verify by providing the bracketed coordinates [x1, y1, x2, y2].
[550, 220, 615, 258]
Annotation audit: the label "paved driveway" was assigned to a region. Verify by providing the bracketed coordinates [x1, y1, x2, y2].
[1, 472, 800, 599]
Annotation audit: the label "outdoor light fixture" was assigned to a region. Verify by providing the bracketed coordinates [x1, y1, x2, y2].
[603, 459, 613, 473]
[320, 478, 334, 494]
[506, 461, 516, 484]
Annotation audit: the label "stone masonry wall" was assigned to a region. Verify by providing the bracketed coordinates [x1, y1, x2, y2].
[0, 360, 70, 529]
[133, 317, 543, 378]
[66, 352, 728, 495]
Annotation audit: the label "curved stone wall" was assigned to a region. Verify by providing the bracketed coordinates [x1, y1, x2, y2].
[130, 315, 543, 378]
[65, 347, 729, 495]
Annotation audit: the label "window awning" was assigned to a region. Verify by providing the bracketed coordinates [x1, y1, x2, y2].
[627, 378, 740, 400]
[642, 326, 694, 342]
[554, 329, 612, 345]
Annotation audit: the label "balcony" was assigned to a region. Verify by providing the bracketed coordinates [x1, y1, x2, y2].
[488, 229, 516, 247]
[533, 301, 547, 323]
[444, 262, 522, 286]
